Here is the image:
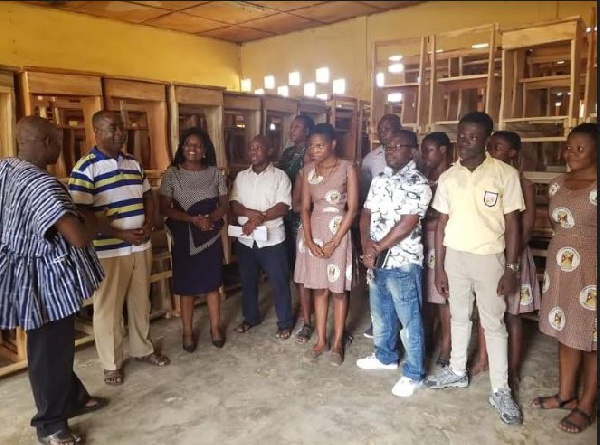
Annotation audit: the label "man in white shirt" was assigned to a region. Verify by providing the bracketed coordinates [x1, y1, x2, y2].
[230, 135, 294, 339]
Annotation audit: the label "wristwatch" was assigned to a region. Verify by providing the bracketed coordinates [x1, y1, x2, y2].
[505, 263, 520, 273]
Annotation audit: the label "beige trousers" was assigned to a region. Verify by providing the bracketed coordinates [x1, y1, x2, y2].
[93, 249, 154, 370]
[445, 248, 509, 389]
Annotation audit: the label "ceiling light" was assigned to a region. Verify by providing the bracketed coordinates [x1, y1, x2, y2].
[315, 67, 330, 84]
[376, 72, 385, 87]
[387, 93, 403, 103]
[388, 63, 404, 74]
[556, 60, 565, 65]
[471, 43, 489, 49]
[555, 101, 562, 107]
[277, 85, 289, 97]
[288, 71, 300, 86]
[388, 55, 403, 62]
[304, 82, 316, 97]
[332, 79, 346, 95]
[240, 78, 251, 92]
[264, 75, 275, 89]
[437, 49, 444, 53]
[254, 88, 265, 95]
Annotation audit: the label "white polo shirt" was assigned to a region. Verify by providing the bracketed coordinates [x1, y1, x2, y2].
[230, 163, 291, 248]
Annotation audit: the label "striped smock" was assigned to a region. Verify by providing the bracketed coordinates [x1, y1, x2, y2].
[0, 158, 104, 331]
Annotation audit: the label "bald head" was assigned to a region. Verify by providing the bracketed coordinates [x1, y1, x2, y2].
[16, 116, 61, 166]
[16, 116, 56, 144]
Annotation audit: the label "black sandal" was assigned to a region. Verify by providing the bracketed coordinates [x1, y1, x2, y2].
[295, 324, 313, 344]
[531, 393, 579, 410]
[38, 428, 83, 445]
[557, 407, 593, 434]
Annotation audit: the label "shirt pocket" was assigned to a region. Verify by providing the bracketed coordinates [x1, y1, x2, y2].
[476, 177, 503, 212]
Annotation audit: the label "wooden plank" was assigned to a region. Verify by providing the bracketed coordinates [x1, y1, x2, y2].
[262, 95, 298, 114]
[0, 360, 28, 379]
[175, 85, 223, 106]
[436, 23, 496, 39]
[223, 93, 261, 111]
[502, 20, 578, 50]
[167, 84, 180, 157]
[24, 72, 102, 96]
[103, 79, 166, 102]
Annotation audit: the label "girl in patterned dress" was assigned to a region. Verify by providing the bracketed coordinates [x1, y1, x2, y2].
[470, 131, 541, 389]
[531, 123, 597, 434]
[420, 132, 452, 368]
[159, 128, 228, 352]
[294, 123, 359, 366]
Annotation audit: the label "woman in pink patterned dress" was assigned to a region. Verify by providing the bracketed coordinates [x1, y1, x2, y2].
[294, 123, 359, 366]
[531, 123, 597, 434]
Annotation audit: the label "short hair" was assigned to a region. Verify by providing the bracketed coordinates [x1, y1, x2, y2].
[459, 111, 494, 137]
[172, 127, 217, 167]
[389, 130, 418, 148]
[92, 110, 120, 129]
[422, 132, 451, 149]
[379, 113, 402, 132]
[568, 123, 597, 142]
[294, 114, 315, 134]
[491, 131, 521, 151]
[309, 122, 337, 142]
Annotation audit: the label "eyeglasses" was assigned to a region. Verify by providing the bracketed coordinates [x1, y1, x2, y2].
[384, 144, 416, 152]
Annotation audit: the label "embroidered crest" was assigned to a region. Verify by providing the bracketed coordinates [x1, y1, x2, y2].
[556, 246, 580, 272]
[483, 190, 499, 207]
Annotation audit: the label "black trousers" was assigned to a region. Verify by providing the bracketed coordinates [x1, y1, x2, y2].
[238, 241, 294, 330]
[27, 315, 90, 436]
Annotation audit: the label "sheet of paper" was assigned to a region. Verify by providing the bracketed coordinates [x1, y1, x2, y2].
[227, 225, 267, 242]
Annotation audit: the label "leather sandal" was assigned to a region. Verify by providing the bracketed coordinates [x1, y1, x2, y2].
[557, 407, 593, 434]
[103, 369, 123, 386]
[38, 428, 83, 445]
[531, 393, 579, 410]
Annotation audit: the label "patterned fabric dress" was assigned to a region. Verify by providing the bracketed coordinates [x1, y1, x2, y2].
[0, 158, 104, 331]
[539, 176, 597, 351]
[159, 166, 227, 295]
[506, 179, 541, 315]
[294, 160, 354, 293]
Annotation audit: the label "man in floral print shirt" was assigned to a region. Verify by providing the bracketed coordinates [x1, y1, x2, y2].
[357, 130, 432, 398]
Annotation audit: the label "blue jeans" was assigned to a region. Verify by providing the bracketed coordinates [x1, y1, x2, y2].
[370, 264, 425, 381]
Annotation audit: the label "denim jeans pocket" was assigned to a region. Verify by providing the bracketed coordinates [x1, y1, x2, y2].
[389, 265, 420, 303]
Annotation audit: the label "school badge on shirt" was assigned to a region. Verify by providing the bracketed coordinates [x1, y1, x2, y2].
[483, 190, 499, 207]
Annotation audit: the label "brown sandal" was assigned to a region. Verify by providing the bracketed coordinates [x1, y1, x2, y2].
[103, 369, 123, 386]
[557, 407, 593, 434]
[275, 328, 292, 340]
[531, 393, 578, 410]
[135, 352, 171, 367]
[234, 321, 254, 333]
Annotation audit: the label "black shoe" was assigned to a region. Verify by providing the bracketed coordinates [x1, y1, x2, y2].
[211, 331, 225, 349]
[183, 333, 197, 352]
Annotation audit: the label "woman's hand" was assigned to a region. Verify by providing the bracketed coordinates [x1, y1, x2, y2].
[192, 215, 213, 231]
[321, 238, 340, 259]
[307, 241, 324, 258]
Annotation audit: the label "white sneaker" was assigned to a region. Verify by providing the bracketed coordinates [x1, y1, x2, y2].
[356, 353, 399, 370]
[391, 376, 422, 398]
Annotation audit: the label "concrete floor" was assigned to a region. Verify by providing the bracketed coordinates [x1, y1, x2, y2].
[0, 284, 596, 445]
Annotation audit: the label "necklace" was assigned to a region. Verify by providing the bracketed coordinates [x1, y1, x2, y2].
[315, 159, 339, 181]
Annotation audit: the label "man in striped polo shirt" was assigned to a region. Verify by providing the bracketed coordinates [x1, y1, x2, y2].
[69, 111, 170, 386]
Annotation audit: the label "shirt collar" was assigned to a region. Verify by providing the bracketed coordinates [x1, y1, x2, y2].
[455, 152, 493, 171]
[247, 162, 275, 175]
[92, 146, 124, 161]
[382, 160, 417, 178]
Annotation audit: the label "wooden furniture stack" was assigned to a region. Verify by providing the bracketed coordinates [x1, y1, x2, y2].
[0, 68, 16, 159]
[223, 92, 261, 182]
[328, 95, 359, 161]
[18, 69, 104, 179]
[429, 24, 501, 142]
[371, 36, 430, 139]
[261, 94, 298, 162]
[297, 97, 329, 124]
